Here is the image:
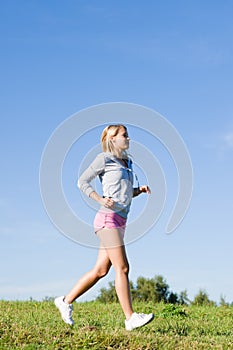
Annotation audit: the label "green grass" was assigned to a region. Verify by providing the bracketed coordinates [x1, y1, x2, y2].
[0, 300, 233, 349]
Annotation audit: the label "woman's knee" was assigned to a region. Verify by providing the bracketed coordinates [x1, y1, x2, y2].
[95, 266, 111, 279]
[116, 262, 130, 275]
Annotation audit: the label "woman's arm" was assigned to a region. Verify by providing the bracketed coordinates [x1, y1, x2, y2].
[77, 153, 105, 197]
[78, 153, 115, 209]
[133, 185, 151, 197]
[89, 191, 115, 208]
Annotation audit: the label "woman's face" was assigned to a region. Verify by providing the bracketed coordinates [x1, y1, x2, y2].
[112, 126, 130, 151]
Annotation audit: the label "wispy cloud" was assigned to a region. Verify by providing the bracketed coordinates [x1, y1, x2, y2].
[216, 130, 233, 159]
[198, 128, 233, 158]
[223, 132, 233, 149]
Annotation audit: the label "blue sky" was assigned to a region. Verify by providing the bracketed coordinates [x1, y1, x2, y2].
[1, 0, 233, 303]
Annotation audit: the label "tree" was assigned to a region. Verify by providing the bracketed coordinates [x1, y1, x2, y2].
[96, 282, 117, 303]
[178, 290, 190, 305]
[219, 295, 229, 307]
[153, 275, 170, 303]
[136, 276, 156, 302]
[167, 292, 179, 304]
[96, 274, 191, 305]
[192, 289, 216, 306]
[135, 275, 170, 303]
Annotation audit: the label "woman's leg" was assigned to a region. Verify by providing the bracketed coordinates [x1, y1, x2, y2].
[97, 228, 134, 320]
[64, 245, 112, 304]
[55, 229, 154, 330]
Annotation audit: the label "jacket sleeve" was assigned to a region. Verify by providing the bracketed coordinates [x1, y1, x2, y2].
[77, 153, 105, 197]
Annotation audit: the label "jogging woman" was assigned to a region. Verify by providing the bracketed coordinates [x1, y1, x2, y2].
[55, 124, 154, 330]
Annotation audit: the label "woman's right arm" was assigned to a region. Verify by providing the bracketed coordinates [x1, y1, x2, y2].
[78, 153, 115, 208]
[89, 191, 114, 208]
[78, 153, 105, 196]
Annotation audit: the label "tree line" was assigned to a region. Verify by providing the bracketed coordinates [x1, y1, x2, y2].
[96, 275, 230, 306]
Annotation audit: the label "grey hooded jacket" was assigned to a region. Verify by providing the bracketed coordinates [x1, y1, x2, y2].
[78, 152, 135, 218]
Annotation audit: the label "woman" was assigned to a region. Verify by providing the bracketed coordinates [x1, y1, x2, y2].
[55, 124, 154, 331]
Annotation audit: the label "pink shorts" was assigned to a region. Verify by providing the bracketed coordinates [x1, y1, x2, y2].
[94, 210, 127, 234]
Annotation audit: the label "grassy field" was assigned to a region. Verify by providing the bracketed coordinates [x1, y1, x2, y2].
[0, 300, 233, 349]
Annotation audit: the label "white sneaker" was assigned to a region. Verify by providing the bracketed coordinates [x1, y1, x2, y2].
[54, 296, 74, 326]
[125, 312, 154, 331]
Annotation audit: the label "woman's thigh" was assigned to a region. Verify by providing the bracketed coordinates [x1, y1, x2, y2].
[97, 227, 124, 248]
[94, 243, 112, 275]
[97, 228, 128, 270]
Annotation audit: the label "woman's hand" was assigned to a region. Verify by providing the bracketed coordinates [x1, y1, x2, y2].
[89, 191, 115, 208]
[133, 185, 151, 197]
[139, 185, 151, 194]
[101, 197, 115, 209]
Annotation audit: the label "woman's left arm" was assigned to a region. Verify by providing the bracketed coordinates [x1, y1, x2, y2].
[133, 185, 151, 197]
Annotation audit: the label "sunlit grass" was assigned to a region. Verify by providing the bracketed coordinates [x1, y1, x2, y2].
[0, 300, 233, 349]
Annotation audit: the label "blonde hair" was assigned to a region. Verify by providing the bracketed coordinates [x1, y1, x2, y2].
[101, 124, 128, 158]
